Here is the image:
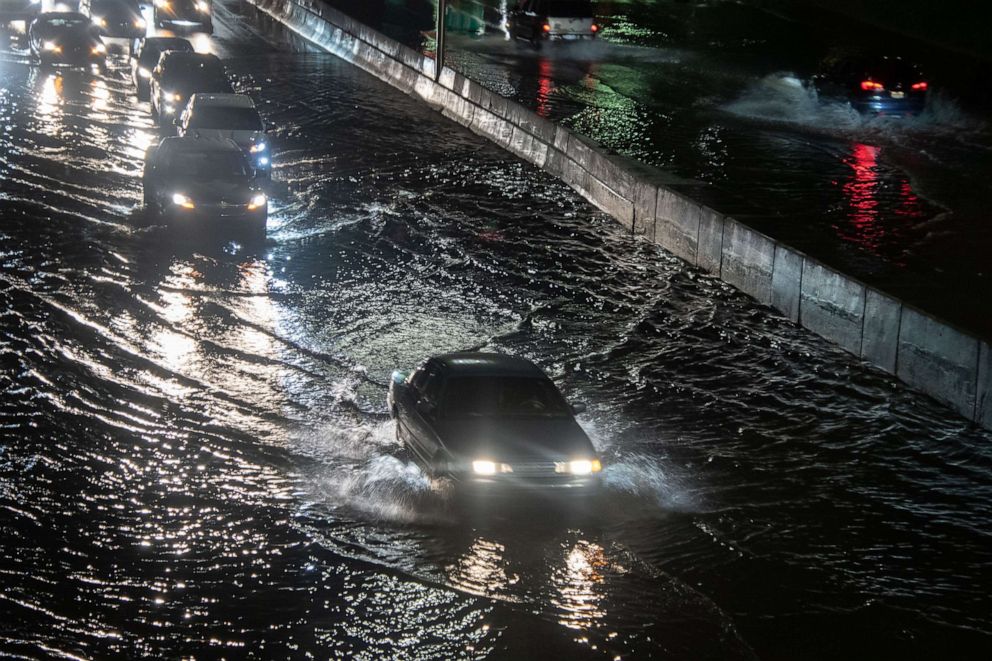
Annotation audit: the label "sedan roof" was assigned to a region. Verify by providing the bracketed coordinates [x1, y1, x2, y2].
[432, 352, 547, 378]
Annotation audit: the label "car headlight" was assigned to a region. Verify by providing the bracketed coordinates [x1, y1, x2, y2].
[154, 0, 169, 7]
[92, 44, 106, 55]
[247, 193, 267, 211]
[556, 459, 602, 475]
[169, 92, 182, 102]
[472, 460, 496, 475]
[93, 16, 107, 28]
[196, 1, 210, 12]
[138, 67, 151, 78]
[43, 41, 61, 52]
[172, 193, 195, 209]
[135, 18, 147, 28]
[249, 142, 266, 154]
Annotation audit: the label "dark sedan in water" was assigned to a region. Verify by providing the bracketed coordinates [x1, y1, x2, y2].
[388, 352, 602, 490]
[81, 0, 146, 42]
[813, 54, 929, 115]
[149, 51, 232, 122]
[131, 35, 193, 100]
[152, 0, 212, 34]
[142, 136, 268, 239]
[27, 12, 106, 68]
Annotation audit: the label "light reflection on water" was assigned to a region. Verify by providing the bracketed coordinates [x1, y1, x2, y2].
[1, 3, 991, 660]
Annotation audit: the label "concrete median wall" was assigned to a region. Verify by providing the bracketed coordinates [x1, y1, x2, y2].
[245, 0, 992, 431]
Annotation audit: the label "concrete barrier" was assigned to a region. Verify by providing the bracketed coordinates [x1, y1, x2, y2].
[245, 0, 992, 432]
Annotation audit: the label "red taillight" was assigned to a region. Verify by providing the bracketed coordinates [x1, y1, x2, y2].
[590, 24, 599, 32]
[542, 23, 551, 32]
[860, 80, 884, 91]
[911, 81, 928, 91]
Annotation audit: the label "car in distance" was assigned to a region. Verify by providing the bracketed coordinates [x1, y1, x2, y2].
[507, 0, 598, 47]
[0, 0, 42, 25]
[131, 36, 193, 101]
[27, 13, 107, 69]
[80, 0, 145, 43]
[142, 136, 268, 239]
[176, 93, 272, 178]
[813, 54, 929, 116]
[388, 352, 602, 491]
[149, 51, 232, 123]
[152, 0, 212, 34]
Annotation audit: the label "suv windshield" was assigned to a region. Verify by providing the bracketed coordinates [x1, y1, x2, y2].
[441, 376, 571, 418]
[548, 1, 593, 18]
[172, 152, 249, 179]
[43, 16, 91, 29]
[188, 107, 263, 131]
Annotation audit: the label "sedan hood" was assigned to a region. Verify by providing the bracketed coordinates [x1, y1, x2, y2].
[436, 416, 595, 462]
[164, 177, 252, 203]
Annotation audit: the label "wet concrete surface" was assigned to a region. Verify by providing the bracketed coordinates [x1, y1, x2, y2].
[2, 2, 992, 659]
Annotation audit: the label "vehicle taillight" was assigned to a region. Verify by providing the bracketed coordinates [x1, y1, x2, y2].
[542, 23, 551, 32]
[911, 81, 928, 91]
[590, 24, 599, 32]
[860, 80, 884, 91]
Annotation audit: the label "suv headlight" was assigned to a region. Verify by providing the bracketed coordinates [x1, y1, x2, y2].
[249, 142, 266, 154]
[172, 193, 195, 209]
[472, 460, 497, 475]
[555, 459, 602, 475]
[43, 41, 61, 52]
[247, 193, 267, 211]
[196, 1, 210, 12]
[93, 16, 107, 28]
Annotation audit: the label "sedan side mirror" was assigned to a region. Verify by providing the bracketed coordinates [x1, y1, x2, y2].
[570, 402, 587, 415]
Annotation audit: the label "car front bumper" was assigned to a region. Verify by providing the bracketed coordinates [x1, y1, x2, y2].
[163, 203, 266, 226]
[851, 94, 926, 116]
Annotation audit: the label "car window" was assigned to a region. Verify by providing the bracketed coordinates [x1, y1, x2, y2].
[548, 1, 592, 17]
[188, 107, 263, 131]
[421, 369, 444, 405]
[440, 376, 571, 418]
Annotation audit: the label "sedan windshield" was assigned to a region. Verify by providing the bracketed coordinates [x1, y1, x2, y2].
[188, 107, 263, 131]
[41, 17, 91, 29]
[441, 376, 571, 418]
[172, 152, 249, 179]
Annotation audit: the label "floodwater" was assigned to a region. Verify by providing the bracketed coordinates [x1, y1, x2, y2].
[341, 0, 992, 336]
[1, 1, 992, 659]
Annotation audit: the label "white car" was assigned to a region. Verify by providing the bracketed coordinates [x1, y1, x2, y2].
[176, 93, 271, 178]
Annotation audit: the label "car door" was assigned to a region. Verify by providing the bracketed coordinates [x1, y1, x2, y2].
[402, 364, 446, 469]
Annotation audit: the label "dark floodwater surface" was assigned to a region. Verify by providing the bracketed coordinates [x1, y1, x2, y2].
[326, 0, 992, 336]
[2, 2, 992, 659]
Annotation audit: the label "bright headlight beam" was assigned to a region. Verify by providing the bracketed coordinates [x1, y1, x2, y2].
[472, 460, 496, 475]
[249, 142, 266, 153]
[247, 193, 266, 211]
[171, 193, 195, 209]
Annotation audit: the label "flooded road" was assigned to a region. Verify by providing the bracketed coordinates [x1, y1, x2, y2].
[325, 0, 992, 336]
[2, 2, 992, 659]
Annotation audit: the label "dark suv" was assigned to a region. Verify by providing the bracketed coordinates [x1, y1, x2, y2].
[507, 0, 598, 46]
[388, 352, 602, 491]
